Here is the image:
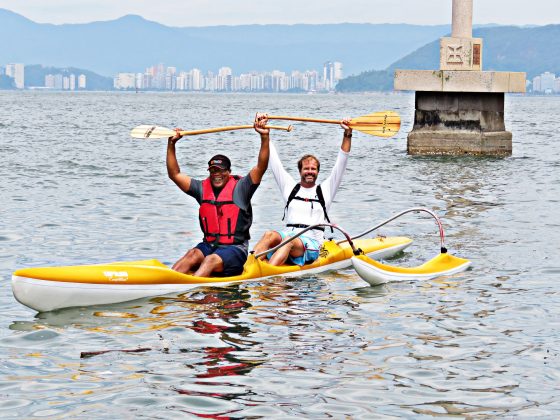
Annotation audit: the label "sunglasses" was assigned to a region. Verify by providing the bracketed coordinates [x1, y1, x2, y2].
[208, 167, 229, 174]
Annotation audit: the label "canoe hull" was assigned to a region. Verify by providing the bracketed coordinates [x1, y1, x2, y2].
[12, 237, 411, 312]
[11, 276, 207, 313]
[351, 252, 471, 286]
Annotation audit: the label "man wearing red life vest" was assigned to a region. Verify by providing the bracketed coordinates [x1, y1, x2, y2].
[166, 114, 270, 277]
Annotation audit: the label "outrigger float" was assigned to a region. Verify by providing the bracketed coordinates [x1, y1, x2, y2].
[11, 208, 470, 312]
[347, 208, 471, 286]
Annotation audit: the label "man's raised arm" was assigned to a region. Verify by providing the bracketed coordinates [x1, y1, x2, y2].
[249, 113, 270, 185]
[167, 129, 192, 193]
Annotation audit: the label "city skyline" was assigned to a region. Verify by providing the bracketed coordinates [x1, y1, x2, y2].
[0, 61, 342, 92]
[532, 71, 560, 93]
[0, 1, 558, 27]
[114, 61, 343, 92]
[3, 62, 559, 94]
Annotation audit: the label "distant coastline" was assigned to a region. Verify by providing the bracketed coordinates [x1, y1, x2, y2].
[1, 8, 559, 93]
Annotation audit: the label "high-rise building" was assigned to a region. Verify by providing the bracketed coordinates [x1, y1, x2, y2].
[143, 72, 153, 89]
[149, 64, 166, 89]
[166, 67, 177, 90]
[271, 70, 285, 92]
[191, 68, 203, 90]
[304, 70, 318, 92]
[218, 67, 232, 77]
[205, 71, 216, 91]
[176, 72, 188, 90]
[540, 72, 555, 93]
[135, 73, 144, 89]
[114, 73, 137, 89]
[217, 67, 233, 91]
[54, 74, 63, 89]
[5, 63, 25, 89]
[323, 61, 337, 91]
[532, 76, 541, 92]
[78, 74, 87, 89]
[45, 74, 55, 89]
[320, 61, 344, 90]
[232, 76, 241, 91]
[334, 62, 343, 81]
[532, 72, 556, 93]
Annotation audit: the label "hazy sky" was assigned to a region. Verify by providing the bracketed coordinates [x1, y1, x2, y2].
[1, 0, 558, 26]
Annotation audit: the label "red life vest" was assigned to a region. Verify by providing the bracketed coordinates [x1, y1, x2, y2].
[199, 176, 252, 245]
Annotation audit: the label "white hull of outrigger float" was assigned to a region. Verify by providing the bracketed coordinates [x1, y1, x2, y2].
[12, 238, 412, 312]
[351, 253, 472, 286]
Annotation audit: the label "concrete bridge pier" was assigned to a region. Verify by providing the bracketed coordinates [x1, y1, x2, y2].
[394, 0, 526, 156]
[408, 91, 511, 155]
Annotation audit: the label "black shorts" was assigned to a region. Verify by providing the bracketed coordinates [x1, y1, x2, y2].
[195, 242, 248, 277]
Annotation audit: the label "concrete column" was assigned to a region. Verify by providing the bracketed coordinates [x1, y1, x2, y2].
[393, 0, 525, 156]
[452, 0, 473, 38]
[407, 92, 512, 156]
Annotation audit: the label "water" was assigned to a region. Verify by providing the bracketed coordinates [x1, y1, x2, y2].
[1, 91, 559, 418]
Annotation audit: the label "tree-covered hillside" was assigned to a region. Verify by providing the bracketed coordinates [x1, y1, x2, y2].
[24, 65, 113, 90]
[337, 25, 560, 92]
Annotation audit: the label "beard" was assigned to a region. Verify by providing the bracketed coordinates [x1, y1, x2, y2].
[301, 173, 317, 184]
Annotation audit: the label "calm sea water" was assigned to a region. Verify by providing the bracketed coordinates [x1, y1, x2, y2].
[1, 91, 559, 418]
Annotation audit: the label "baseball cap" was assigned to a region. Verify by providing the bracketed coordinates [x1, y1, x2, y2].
[207, 154, 231, 171]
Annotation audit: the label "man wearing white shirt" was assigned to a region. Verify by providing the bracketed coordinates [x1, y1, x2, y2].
[252, 119, 352, 266]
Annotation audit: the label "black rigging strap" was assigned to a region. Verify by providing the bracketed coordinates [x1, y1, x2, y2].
[282, 183, 333, 232]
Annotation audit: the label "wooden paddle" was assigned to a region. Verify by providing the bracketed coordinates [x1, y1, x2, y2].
[267, 110, 400, 138]
[130, 124, 293, 139]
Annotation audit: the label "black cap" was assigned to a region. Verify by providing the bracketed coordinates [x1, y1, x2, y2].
[207, 154, 231, 171]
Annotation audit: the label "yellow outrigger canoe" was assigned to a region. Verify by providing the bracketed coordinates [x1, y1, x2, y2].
[12, 208, 473, 312]
[12, 236, 412, 312]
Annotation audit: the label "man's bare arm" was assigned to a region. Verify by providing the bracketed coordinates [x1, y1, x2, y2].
[167, 129, 192, 193]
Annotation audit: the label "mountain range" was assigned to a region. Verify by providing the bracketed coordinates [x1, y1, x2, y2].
[0, 8, 452, 76]
[1, 8, 558, 92]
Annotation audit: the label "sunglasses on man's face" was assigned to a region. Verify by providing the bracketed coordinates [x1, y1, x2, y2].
[209, 167, 228, 174]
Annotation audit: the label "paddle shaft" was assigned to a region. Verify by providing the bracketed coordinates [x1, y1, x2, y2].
[178, 124, 292, 136]
[268, 115, 343, 125]
[267, 115, 396, 128]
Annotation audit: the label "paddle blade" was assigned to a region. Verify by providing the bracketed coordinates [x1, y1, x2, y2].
[349, 111, 401, 138]
[130, 125, 176, 139]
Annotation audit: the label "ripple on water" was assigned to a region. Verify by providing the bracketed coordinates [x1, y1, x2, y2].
[539, 266, 560, 274]
[172, 382, 247, 398]
[0, 398, 32, 411]
[1, 329, 61, 348]
[237, 405, 292, 417]
[307, 402, 368, 417]
[32, 409, 66, 417]
[112, 394, 240, 416]
[0, 233, 24, 242]
[2, 92, 560, 417]
[20, 381, 63, 392]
